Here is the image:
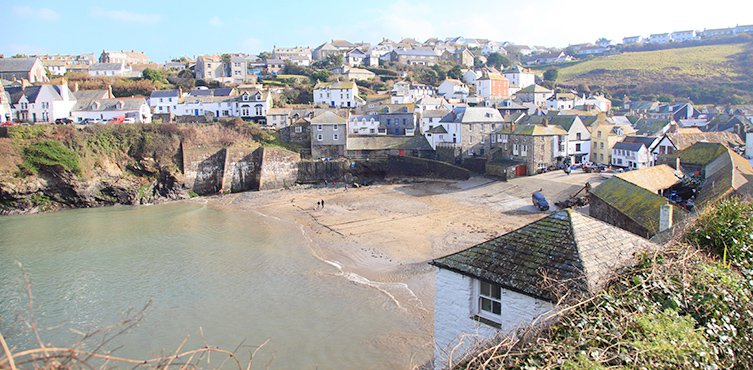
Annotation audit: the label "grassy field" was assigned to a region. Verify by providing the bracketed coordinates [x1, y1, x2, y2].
[551, 43, 753, 103]
[558, 43, 745, 82]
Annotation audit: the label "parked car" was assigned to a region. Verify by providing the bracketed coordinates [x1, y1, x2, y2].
[123, 117, 136, 123]
[54, 118, 73, 125]
[0, 122, 19, 127]
[81, 118, 103, 125]
[532, 191, 550, 211]
[107, 116, 125, 124]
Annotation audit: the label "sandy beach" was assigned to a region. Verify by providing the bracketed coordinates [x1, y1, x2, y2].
[204, 171, 604, 365]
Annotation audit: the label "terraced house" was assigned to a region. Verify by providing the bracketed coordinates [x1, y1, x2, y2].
[495, 120, 568, 175]
[313, 80, 363, 108]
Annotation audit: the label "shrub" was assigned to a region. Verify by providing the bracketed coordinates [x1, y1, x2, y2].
[20, 140, 81, 176]
[686, 197, 753, 267]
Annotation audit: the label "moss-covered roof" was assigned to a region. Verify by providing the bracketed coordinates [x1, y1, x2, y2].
[590, 177, 686, 235]
[677, 142, 730, 166]
[431, 210, 655, 302]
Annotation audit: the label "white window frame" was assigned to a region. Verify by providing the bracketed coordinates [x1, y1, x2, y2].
[317, 125, 323, 131]
[333, 134, 340, 140]
[317, 134, 323, 141]
[473, 279, 502, 324]
[295, 126, 302, 133]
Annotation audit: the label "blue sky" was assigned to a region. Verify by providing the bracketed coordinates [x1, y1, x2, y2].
[3, 0, 752, 62]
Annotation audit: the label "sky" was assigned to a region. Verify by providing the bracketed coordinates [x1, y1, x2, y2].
[2, 0, 752, 62]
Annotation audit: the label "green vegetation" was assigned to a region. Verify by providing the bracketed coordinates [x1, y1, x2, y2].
[686, 197, 753, 267]
[20, 140, 81, 176]
[551, 42, 753, 104]
[462, 197, 753, 369]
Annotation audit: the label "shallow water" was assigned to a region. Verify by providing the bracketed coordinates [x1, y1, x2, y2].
[0, 202, 424, 369]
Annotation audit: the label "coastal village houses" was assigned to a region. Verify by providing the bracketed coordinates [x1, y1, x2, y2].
[6, 83, 76, 122]
[495, 120, 569, 175]
[0, 57, 49, 83]
[310, 111, 348, 158]
[314, 80, 363, 108]
[431, 210, 655, 368]
[71, 97, 152, 123]
[438, 107, 504, 157]
[590, 114, 636, 165]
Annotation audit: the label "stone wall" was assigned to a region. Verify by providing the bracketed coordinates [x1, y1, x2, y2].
[258, 147, 300, 190]
[436, 144, 462, 165]
[589, 195, 652, 238]
[387, 155, 470, 180]
[182, 146, 227, 195]
[296, 159, 352, 184]
[223, 146, 261, 193]
[433, 268, 553, 369]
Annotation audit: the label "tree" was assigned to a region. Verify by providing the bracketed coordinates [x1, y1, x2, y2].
[447, 65, 463, 80]
[257, 52, 271, 61]
[431, 64, 447, 82]
[543, 69, 558, 82]
[12, 54, 27, 58]
[310, 69, 331, 82]
[486, 52, 511, 70]
[142, 68, 167, 84]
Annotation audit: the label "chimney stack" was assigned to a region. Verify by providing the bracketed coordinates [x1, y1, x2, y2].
[659, 203, 673, 232]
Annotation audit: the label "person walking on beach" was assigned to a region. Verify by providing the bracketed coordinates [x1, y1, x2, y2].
[321, 199, 325, 209]
[316, 200, 320, 210]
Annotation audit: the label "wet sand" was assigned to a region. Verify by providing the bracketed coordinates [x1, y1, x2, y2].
[203, 172, 603, 366]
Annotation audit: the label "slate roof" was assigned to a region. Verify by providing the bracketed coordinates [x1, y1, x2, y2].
[73, 98, 146, 112]
[309, 111, 347, 124]
[665, 130, 744, 151]
[517, 84, 552, 94]
[149, 89, 180, 99]
[590, 177, 686, 235]
[431, 209, 656, 302]
[74, 89, 110, 100]
[89, 63, 124, 71]
[633, 118, 671, 136]
[0, 58, 39, 72]
[508, 123, 567, 136]
[5, 86, 43, 103]
[623, 135, 658, 148]
[616, 165, 682, 193]
[439, 107, 502, 123]
[613, 141, 645, 152]
[422, 109, 451, 119]
[548, 115, 581, 131]
[427, 125, 448, 134]
[346, 135, 433, 151]
[696, 149, 753, 206]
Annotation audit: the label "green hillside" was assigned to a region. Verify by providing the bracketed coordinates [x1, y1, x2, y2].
[552, 42, 753, 104]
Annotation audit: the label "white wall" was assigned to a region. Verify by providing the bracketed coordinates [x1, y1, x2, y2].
[746, 132, 753, 159]
[314, 87, 358, 108]
[433, 269, 553, 369]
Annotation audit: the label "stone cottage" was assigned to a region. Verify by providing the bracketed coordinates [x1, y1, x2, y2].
[494, 120, 568, 175]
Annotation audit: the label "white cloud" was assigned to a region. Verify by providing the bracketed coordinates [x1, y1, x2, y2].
[91, 7, 161, 24]
[13, 6, 59, 21]
[209, 16, 223, 27]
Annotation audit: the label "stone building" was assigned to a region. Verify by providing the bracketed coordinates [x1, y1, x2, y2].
[438, 107, 505, 158]
[310, 111, 348, 158]
[589, 176, 687, 238]
[494, 121, 568, 175]
[280, 117, 311, 148]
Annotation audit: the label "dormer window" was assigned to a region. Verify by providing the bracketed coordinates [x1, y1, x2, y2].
[242, 94, 250, 101]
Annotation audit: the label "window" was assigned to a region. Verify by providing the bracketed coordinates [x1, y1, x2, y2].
[295, 126, 302, 133]
[513, 143, 519, 155]
[317, 125, 323, 131]
[521, 145, 528, 156]
[333, 125, 339, 131]
[600, 142, 604, 149]
[317, 134, 323, 141]
[333, 134, 340, 140]
[576, 132, 582, 140]
[477, 280, 502, 320]
[575, 143, 581, 151]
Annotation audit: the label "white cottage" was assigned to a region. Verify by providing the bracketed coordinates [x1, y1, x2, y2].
[431, 210, 655, 368]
